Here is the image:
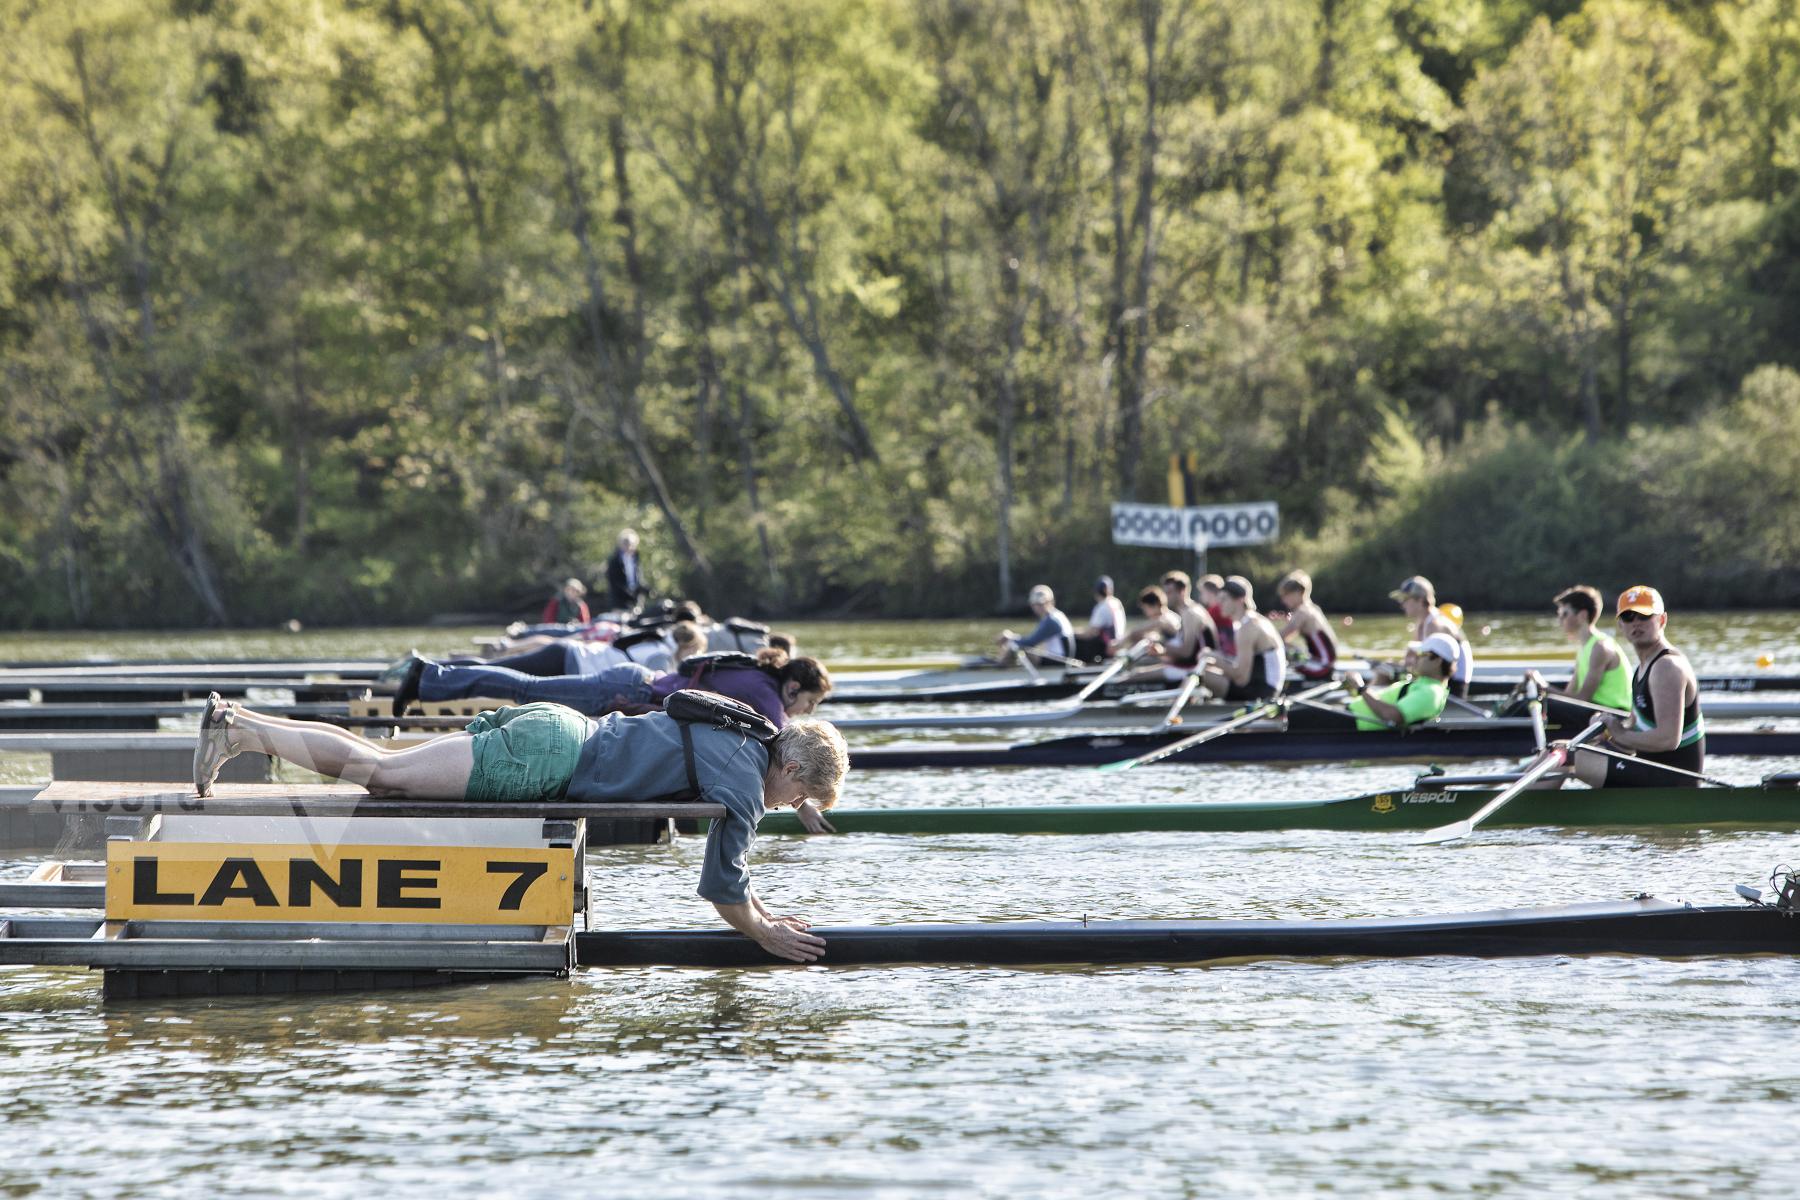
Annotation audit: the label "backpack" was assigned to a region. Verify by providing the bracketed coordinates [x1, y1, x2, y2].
[660, 688, 778, 802]
[675, 651, 759, 680]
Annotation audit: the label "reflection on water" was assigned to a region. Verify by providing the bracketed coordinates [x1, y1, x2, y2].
[1, 620, 1799, 1194]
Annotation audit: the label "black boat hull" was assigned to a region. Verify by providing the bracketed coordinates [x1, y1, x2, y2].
[577, 900, 1800, 968]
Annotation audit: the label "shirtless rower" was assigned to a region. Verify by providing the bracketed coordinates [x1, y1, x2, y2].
[1275, 570, 1338, 682]
[1198, 576, 1285, 701]
[1390, 575, 1474, 697]
[1154, 571, 1219, 682]
[1197, 574, 1235, 657]
[1121, 585, 1181, 656]
[1548, 585, 1630, 710]
[1571, 586, 1707, 789]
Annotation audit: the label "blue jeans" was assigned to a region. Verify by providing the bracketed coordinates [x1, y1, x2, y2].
[484, 643, 574, 677]
[418, 661, 655, 716]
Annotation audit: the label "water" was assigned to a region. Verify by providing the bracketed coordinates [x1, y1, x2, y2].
[2, 615, 1799, 1196]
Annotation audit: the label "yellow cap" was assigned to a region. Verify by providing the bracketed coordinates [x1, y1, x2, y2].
[1439, 602, 1464, 627]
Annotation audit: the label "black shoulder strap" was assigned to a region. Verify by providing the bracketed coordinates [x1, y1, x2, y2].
[679, 722, 700, 798]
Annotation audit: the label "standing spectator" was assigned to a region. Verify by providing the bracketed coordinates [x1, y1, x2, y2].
[606, 528, 647, 611]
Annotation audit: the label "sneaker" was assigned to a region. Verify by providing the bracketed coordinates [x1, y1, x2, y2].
[193, 692, 241, 798]
[391, 656, 428, 718]
[376, 651, 422, 685]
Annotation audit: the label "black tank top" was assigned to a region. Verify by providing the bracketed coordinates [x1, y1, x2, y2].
[1631, 647, 1704, 749]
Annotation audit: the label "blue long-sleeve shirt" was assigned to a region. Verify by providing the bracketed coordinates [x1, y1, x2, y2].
[565, 710, 769, 905]
[1015, 608, 1074, 658]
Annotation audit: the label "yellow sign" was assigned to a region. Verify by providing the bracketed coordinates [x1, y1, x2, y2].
[106, 842, 575, 925]
[1370, 794, 1395, 814]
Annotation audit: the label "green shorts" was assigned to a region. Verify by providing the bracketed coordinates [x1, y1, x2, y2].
[463, 703, 591, 803]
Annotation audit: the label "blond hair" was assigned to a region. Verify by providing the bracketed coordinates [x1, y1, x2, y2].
[772, 719, 850, 809]
[670, 621, 705, 661]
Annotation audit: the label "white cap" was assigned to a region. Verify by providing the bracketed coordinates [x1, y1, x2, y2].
[1409, 632, 1461, 665]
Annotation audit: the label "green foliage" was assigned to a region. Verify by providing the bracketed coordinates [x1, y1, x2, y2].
[1306, 364, 1800, 608]
[1, 0, 1798, 629]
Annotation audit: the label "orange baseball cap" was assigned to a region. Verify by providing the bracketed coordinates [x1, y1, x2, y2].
[1616, 586, 1665, 617]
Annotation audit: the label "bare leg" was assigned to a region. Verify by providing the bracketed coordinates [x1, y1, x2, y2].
[229, 707, 475, 798]
[1572, 746, 1610, 788]
[1198, 664, 1231, 700]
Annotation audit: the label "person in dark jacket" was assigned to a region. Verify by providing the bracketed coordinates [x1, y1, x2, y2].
[605, 529, 646, 611]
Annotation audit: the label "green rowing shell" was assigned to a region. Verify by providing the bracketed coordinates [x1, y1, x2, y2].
[754, 786, 1800, 835]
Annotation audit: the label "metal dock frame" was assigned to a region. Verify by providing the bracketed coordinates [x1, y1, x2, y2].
[0, 784, 725, 999]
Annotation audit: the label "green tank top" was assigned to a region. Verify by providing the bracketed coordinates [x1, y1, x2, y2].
[1574, 631, 1631, 711]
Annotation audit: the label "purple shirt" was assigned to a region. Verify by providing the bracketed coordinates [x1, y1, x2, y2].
[649, 665, 787, 729]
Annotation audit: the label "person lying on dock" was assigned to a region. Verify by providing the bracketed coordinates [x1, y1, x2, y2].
[192, 693, 850, 962]
[402, 619, 706, 686]
[1548, 585, 1631, 711]
[996, 584, 1075, 664]
[1274, 570, 1338, 682]
[390, 642, 836, 828]
[1337, 633, 1457, 731]
[1196, 577, 1286, 702]
[1570, 586, 1707, 789]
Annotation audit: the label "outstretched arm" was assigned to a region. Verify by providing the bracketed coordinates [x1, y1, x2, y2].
[712, 895, 826, 962]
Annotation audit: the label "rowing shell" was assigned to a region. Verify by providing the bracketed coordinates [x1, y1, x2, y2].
[758, 782, 1800, 835]
[576, 898, 1800, 967]
[826, 670, 1800, 705]
[830, 694, 1800, 733]
[844, 724, 1800, 769]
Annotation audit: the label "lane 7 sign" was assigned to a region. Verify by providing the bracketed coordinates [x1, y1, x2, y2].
[106, 841, 576, 925]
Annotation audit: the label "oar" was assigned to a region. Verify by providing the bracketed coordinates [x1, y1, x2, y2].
[1415, 725, 1605, 844]
[1005, 638, 1043, 682]
[1526, 679, 1547, 754]
[1574, 742, 1735, 788]
[1068, 645, 1149, 706]
[1099, 680, 1340, 773]
[1158, 673, 1202, 728]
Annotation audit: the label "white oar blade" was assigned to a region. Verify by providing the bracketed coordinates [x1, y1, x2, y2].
[1414, 819, 1474, 845]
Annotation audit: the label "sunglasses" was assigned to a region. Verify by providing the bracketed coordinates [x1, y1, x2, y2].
[1617, 610, 1657, 624]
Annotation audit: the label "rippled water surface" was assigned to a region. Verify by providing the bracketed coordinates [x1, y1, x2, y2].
[3, 618, 1800, 1196]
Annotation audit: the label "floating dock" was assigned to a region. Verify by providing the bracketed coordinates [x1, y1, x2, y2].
[0, 783, 724, 998]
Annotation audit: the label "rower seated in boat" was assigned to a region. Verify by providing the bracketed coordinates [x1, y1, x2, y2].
[1152, 571, 1218, 682]
[1338, 633, 1456, 731]
[1120, 585, 1180, 656]
[1076, 576, 1128, 660]
[1197, 576, 1285, 702]
[1390, 575, 1475, 697]
[1197, 574, 1236, 657]
[1571, 586, 1706, 789]
[1548, 584, 1631, 713]
[996, 584, 1075, 665]
[192, 693, 850, 962]
[1275, 570, 1338, 681]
